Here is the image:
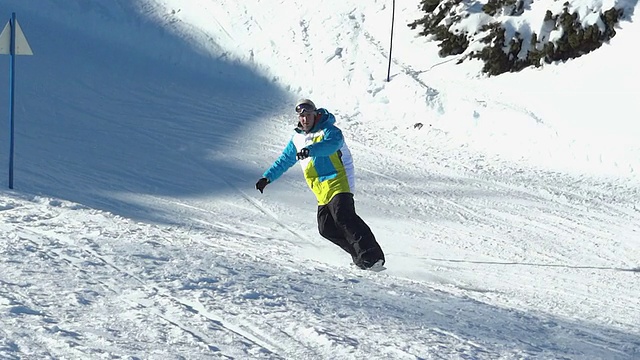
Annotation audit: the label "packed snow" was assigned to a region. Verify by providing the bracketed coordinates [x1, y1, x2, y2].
[0, 0, 638, 359]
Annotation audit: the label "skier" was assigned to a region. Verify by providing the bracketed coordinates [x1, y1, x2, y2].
[255, 99, 385, 270]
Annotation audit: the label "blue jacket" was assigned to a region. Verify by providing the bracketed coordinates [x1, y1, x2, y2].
[263, 109, 355, 205]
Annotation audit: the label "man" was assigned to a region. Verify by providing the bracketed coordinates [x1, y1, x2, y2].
[255, 99, 385, 270]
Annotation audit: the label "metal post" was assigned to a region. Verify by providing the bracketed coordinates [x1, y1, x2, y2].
[386, 0, 395, 82]
[8, 13, 16, 189]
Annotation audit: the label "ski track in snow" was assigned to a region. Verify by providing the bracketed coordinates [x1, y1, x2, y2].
[2, 182, 640, 359]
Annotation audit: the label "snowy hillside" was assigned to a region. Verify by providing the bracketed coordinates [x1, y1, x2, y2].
[1, 0, 639, 359]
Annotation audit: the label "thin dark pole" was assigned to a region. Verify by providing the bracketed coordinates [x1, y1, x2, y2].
[9, 13, 16, 189]
[386, 0, 395, 82]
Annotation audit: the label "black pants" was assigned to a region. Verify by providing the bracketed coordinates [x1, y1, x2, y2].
[317, 193, 385, 267]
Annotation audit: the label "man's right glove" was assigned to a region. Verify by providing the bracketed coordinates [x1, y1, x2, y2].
[296, 148, 310, 160]
[255, 177, 269, 193]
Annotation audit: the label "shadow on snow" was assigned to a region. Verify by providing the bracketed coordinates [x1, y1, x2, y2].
[0, 1, 290, 224]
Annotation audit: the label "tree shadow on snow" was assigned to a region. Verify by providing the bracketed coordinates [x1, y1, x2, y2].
[0, 1, 291, 224]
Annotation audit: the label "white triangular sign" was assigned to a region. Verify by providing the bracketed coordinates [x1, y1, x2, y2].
[0, 21, 9, 54]
[0, 19, 33, 55]
[14, 19, 33, 55]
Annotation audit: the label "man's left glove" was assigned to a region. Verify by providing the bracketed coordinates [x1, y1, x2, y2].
[296, 148, 310, 160]
[255, 177, 270, 193]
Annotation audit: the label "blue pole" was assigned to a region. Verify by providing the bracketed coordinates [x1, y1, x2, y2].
[8, 13, 16, 189]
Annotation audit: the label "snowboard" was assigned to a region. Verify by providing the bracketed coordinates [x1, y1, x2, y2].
[351, 260, 386, 272]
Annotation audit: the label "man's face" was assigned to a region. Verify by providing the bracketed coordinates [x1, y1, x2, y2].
[298, 111, 315, 132]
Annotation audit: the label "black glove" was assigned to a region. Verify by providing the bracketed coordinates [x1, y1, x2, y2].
[255, 177, 269, 193]
[296, 148, 310, 160]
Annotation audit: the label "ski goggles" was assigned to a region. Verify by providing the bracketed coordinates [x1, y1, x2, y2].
[295, 103, 316, 115]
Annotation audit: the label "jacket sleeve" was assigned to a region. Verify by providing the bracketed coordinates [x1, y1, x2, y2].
[307, 125, 344, 157]
[263, 139, 298, 182]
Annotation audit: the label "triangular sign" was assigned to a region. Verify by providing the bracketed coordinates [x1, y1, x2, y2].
[0, 19, 33, 55]
[0, 22, 9, 54]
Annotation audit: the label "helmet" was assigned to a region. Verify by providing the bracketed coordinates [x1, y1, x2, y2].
[295, 99, 317, 114]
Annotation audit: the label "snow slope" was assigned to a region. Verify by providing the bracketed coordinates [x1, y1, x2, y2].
[0, 0, 639, 359]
